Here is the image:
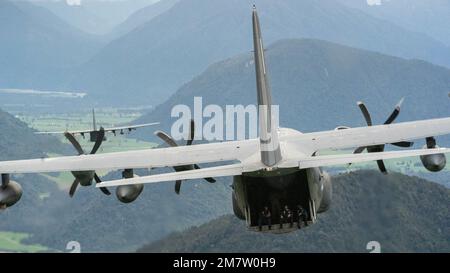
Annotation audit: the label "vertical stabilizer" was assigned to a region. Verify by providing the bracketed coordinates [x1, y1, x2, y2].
[252, 6, 282, 167]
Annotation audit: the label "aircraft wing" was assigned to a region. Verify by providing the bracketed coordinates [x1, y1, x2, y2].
[287, 117, 450, 155]
[103, 122, 160, 132]
[0, 139, 259, 174]
[35, 129, 92, 135]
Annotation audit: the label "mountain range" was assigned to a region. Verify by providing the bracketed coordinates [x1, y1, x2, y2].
[338, 0, 450, 47]
[0, 0, 103, 90]
[109, 0, 179, 39]
[139, 170, 450, 253]
[3, 0, 450, 108]
[29, 0, 158, 35]
[134, 38, 450, 145]
[69, 0, 450, 106]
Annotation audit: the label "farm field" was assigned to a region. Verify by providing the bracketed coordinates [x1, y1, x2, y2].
[0, 231, 48, 253]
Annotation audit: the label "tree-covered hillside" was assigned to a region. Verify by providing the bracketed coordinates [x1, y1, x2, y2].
[139, 171, 450, 253]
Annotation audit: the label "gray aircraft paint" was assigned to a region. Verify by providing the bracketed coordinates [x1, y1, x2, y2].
[252, 7, 282, 167]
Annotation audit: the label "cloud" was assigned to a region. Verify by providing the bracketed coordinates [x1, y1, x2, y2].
[66, 0, 82, 6]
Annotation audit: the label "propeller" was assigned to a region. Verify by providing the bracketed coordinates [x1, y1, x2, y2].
[353, 98, 413, 174]
[155, 119, 216, 194]
[64, 127, 111, 197]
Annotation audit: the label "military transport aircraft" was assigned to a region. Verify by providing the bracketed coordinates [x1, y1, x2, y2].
[1, 7, 450, 232]
[35, 109, 159, 142]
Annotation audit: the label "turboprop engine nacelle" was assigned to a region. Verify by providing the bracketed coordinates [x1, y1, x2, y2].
[116, 184, 144, 203]
[116, 169, 144, 203]
[0, 174, 23, 209]
[420, 153, 446, 172]
[420, 137, 446, 172]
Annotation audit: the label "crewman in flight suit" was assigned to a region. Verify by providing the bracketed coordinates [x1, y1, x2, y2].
[258, 206, 272, 231]
[280, 205, 293, 228]
[296, 205, 308, 228]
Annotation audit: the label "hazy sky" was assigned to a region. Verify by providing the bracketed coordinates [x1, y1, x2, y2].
[66, 0, 81, 6]
[25, 0, 160, 6]
[367, 0, 382, 5]
[65, 0, 160, 5]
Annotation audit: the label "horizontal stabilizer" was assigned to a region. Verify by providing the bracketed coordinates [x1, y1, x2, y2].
[298, 148, 450, 169]
[97, 164, 244, 187]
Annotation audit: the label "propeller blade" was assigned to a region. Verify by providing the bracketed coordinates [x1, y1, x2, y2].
[99, 185, 111, 195]
[376, 160, 388, 174]
[94, 173, 111, 195]
[193, 164, 216, 183]
[156, 124, 214, 193]
[349, 146, 366, 166]
[90, 127, 105, 154]
[155, 131, 178, 147]
[204, 177, 217, 183]
[186, 119, 195, 146]
[94, 173, 101, 183]
[368, 144, 385, 153]
[391, 141, 414, 148]
[353, 146, 366, 154]
[69, 179, 80, 197]
[357, 101, 372, 126]
[64, 132, 84, 155]
[384, 97, 404, 125]
[174, 180, 182, 195]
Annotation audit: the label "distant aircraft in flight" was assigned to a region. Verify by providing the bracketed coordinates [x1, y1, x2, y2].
[1, 7, 449, 233]
[35, 109, 159, 142]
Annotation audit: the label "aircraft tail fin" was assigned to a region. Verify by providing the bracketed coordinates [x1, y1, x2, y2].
[252, 6, 282, 167]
